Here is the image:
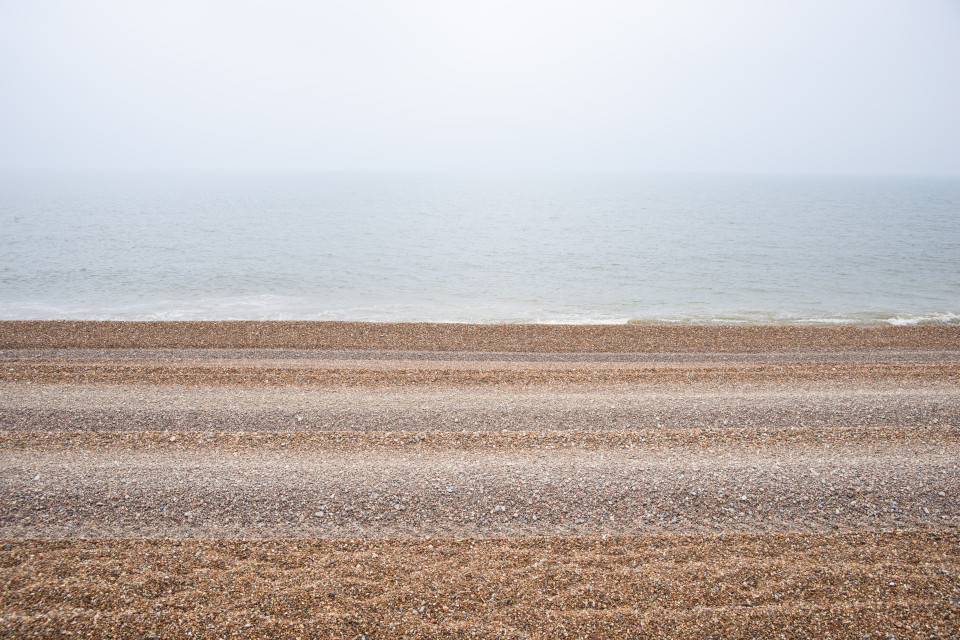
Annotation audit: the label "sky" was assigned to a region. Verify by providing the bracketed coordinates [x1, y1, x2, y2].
[1, 0, 959, 174]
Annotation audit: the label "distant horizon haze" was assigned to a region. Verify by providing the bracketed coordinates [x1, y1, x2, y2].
[1, 0, 958, 175]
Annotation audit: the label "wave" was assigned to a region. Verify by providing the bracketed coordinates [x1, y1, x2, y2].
[628, 312, 960, 326]
[1, 299, 958, 326]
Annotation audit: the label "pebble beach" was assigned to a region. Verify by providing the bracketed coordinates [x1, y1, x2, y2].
[1, 321, 958, 638]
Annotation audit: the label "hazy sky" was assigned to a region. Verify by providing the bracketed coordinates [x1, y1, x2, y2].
[2, 0, 959, 173]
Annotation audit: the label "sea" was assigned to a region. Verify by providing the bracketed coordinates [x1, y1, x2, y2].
[1, 171, 958, 325]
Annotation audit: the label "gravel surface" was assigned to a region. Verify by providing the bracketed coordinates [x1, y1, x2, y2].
[3, 320, 958, 352]
[4, 359, 959, 387]
[1, 321, 958, 638]
[2, 533, 957, 639]
[6, 348, 960, 362]
[2, 436, 957, 539]
[2, 382, 957, 433]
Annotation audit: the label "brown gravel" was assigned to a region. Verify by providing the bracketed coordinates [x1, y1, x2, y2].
[2, 533, 958, 639]
[4, 358, 960, 387]
[1, 321, 959, 638]
[2, 320, 959, 352]
[5, 347, 960, 362]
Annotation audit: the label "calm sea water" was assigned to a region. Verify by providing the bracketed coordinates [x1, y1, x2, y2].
[1, 171, 958, 325]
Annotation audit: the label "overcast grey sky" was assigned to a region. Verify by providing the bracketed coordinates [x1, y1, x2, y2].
[1, 0, 958, 173]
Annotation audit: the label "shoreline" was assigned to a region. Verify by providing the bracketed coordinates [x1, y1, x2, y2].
[2, 319, 958, 351]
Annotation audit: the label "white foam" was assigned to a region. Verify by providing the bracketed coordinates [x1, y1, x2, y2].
[886, 312, 960, 326]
